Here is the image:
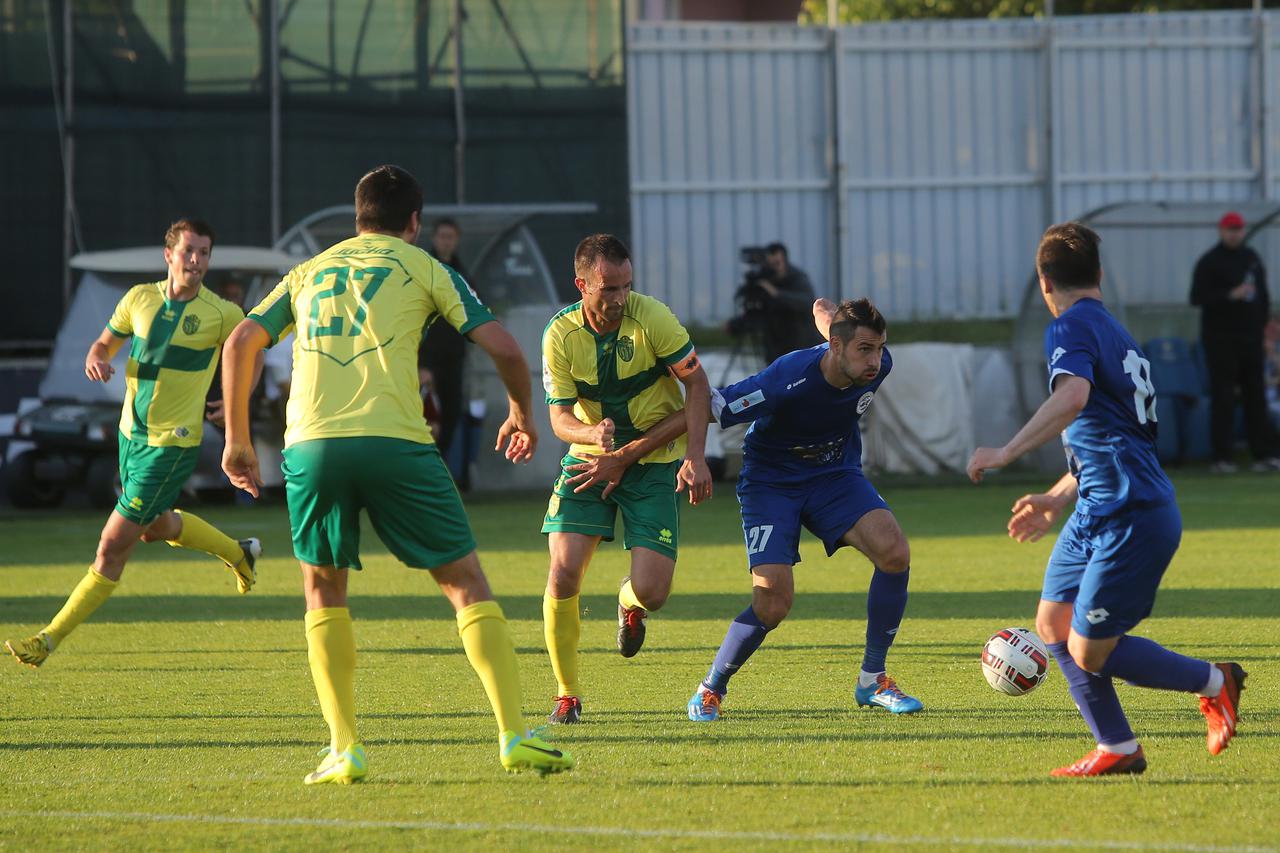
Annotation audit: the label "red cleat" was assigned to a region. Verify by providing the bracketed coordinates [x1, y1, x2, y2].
[1200, 662, 1247, 756]
[1050, 746, 1147, 777]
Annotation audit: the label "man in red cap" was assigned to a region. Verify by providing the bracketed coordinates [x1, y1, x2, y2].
[1190, 211, 1280, 472]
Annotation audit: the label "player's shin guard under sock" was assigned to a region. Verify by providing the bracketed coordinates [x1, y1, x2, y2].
[861, 567, 909, 675]
[457, 600, 525, 737]
[704, 606, 772, 694]
[167, 509, 244, 566]
[1048, 641, 1135, 747]
[305, 607, 358, 754]
[43, 568, 119, 646]
[543, 593, 581, 698]
[1098, 635, 1213, 693]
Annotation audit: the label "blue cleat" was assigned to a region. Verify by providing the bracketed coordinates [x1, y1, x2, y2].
[855, 673, 923, 714]
[687, 685, 723, 722]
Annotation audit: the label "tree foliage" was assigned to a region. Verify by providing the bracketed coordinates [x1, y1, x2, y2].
[800, 0, 1260, 24]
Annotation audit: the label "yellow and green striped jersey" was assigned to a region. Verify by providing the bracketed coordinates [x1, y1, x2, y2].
[542, 291, 694, 465]
[249, 233, 493, 447]
[106, 282, 244, 448]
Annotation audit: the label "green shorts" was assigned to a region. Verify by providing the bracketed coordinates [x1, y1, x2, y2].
[281, 437, 476, 571]
[115, 432, 198, 526]
[541, 454, 680, 560]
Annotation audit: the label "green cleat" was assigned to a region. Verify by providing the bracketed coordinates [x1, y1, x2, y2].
[303, 743, 368, 785]
[227, 538, 262, 595]
[500, 730, 575, 776]
[5, 633, 53, 669]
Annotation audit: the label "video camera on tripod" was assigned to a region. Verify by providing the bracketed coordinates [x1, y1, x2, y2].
[727, 245, 773, 339]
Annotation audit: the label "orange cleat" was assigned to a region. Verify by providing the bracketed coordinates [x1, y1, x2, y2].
[1200, 662, 1247, 756]
[1050, 746, 1147, 777]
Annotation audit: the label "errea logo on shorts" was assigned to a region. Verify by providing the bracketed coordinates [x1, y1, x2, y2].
[658, 528, 673, 545]
[1085, 608, 1110, 625]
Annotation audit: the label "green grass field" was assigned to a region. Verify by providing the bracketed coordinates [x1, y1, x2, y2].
[1, 473, 1276, 851]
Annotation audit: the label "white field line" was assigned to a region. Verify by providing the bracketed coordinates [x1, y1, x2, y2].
[0, 810, 1274, 852]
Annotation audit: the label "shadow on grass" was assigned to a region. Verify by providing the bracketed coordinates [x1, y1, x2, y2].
[3, 589, 1278, 623]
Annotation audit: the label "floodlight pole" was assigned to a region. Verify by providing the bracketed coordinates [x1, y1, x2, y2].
[452, 0, 467, 204]
[269, 0, 282, 242]
[1258, 3, 1273, 199]
[61, 0, 74, 313]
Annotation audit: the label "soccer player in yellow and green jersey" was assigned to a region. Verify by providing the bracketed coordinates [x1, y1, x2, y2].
[219, 164, 573, 784]
[539, 233, 713, 725]
[4, 219, 262, 670]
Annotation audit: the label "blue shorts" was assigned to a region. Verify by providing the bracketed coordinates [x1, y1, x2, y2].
[736, 470, 890, 569]
[1041, 502, 1182, 639]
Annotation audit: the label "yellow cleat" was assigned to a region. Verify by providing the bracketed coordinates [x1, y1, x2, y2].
[303, 743, 367, 785]
[5, 633, 52, 668]
[500, 730, 575, 776]
[227, 538, 262, 595]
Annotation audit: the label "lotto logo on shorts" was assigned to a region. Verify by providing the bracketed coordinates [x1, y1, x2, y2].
[1085, 608, 1110, 625]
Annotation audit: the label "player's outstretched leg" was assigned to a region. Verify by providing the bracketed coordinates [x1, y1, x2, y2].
[854, 566, 922, 714]
[457, 600, 574, 774]
[689, 605, 773, 722]
[1045, 639, 1146, 776]
[165, 509, 261, 594]
[5, 568, 118, 668]
[1200, 663, 1247, 756]
[543, 592, 583, 723]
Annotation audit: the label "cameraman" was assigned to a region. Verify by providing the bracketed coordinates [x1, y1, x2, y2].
[734, 242, 823, 364]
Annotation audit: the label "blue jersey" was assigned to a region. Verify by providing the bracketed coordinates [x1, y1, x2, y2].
[714, 345, 891, 485]
[1045, 298, 1174, 515]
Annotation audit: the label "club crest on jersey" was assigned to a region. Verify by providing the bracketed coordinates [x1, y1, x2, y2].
[616, 335, 634, 362]
[856, 391, 875, 414]
[182, 315, 201, 335]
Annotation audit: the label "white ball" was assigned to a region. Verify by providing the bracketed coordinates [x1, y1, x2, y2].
[981, 627, 1050, 696]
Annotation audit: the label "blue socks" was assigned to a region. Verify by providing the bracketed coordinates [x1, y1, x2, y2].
[861, 567, 909, 674]
[1098, 635, 1213, 692]
[1048, 640, 1134, 746]
[703, 606, 772, 694]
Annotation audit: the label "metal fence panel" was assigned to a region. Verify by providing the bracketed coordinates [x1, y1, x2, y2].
[628, 11, 1280, 324]
[628, 24, 832, 323]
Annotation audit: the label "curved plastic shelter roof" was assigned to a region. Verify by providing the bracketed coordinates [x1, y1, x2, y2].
[275, 203, 596, 316]
[1012, 200, 1280, 431]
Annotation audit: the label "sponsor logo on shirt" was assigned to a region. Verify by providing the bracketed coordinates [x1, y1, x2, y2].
[174, 426, 189, 439]
[785, 378, 807, 391]
[856, 391, 875, 414]
[789, 437, 846, 465]
[728, 389, 765, 414]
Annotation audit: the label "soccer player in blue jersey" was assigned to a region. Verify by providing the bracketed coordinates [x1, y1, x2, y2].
[686, 297, 923, 722]
[967, 222, 1246, 777]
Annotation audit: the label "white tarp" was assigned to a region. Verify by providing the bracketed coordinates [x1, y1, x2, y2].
[39, 272, 129, 404]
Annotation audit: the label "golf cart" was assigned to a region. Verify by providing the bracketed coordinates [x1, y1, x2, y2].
[6, 246, 300, 509]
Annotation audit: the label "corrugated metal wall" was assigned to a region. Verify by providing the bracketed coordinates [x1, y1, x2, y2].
[628, 12, 1280, 323]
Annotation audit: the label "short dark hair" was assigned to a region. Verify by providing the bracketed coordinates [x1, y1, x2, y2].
[1036, 222, 1101, 291]
[765, 242, 788, 258]
[829, 298, 886, 342]
[432, 216, 459, 234]
[574, 234, 630, 280]
[355, 165, 423, 234]
[164, 218, 215, 250]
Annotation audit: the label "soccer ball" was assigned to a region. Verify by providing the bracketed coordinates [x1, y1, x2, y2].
[981, 627, 1050, 696]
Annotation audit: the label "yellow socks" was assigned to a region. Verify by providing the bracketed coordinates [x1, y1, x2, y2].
[619, 578, 646, 611]
[304, 607, 358, 754]
[543, 593, 581, 698]
[168, 509, 243, 566]
[457, 600, 525, 737]
[43, 569, 118, 646]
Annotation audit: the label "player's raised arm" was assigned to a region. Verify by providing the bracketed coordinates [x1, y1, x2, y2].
[220, 319, 271, 497]
[966, 375, 1091, 483]
[467, 320, 538, 464]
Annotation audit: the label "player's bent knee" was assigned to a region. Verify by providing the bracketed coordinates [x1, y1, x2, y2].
[752, 591, 792, 628]
[877, 541, 911, 574]
[631, 578, 670, 611]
